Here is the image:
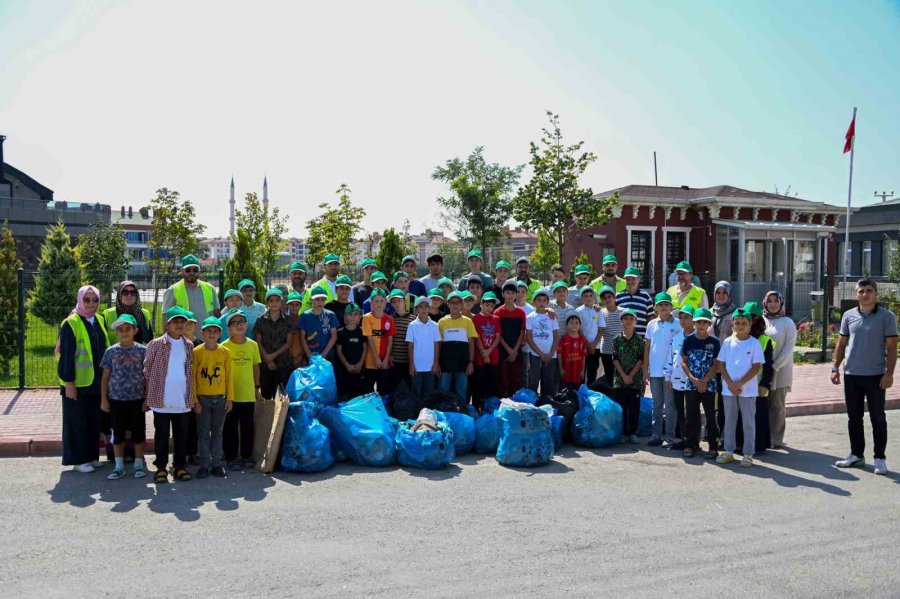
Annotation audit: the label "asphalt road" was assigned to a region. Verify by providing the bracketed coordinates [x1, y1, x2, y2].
[1, 413, 898, 598]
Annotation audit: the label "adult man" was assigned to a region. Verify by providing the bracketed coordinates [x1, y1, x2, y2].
[289, 261, 308, 303]
[401, 255, 427, 297]
[162, 254, 221, 325]
[353, 257, 378, 308]
[458, 249, 494, 292]
[302, 253, 355, 312]
[237, 278, 266, 338]
[615, 267, 654, 338]
[591, 255, 627, 295]
[515, 256, 542, 301]
[667, 261, 709, 310]
[831, 278, 896, 475]
[568, 264, 593, 307]
[419, 253, 450, 293]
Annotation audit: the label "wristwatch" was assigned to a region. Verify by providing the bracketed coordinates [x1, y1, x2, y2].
[831, 366, 839, 373]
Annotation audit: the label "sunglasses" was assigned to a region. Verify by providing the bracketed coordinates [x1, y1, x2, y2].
[184, 268, 200, 274]
[82, 297, 99, 304]
[120, 289, 138, 296]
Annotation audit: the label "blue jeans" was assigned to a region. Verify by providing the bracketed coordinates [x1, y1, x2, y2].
[412, 372, 436, 398]
[440, 371, 467, 401]
[649, 377, 677, 441]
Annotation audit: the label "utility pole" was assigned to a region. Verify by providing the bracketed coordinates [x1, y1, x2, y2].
[874, 190, 895, 203]
[653, 151, 658, 186]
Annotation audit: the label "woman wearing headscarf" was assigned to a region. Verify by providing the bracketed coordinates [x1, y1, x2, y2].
[57, 285, 109, 473]
[763, 290, 797, 449]
[102, 281, 153, 345]
[711, 281, 737, 343]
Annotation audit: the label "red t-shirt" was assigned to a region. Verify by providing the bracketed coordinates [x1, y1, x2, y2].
[558, 333, 588, 385]
[472, 313, 501, 366]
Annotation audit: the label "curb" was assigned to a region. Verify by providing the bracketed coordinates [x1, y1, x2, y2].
[785, 397, 900, 418]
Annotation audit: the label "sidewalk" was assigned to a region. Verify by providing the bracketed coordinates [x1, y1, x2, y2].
[2, 363, 898, 457]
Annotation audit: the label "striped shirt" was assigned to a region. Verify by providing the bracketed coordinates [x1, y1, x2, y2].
[615, 290, 653, 338]
[390, 312, 415, 364]
[600, 308, 623, 355]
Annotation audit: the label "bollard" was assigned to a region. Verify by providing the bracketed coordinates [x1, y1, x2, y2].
[17, 268, 25, 389]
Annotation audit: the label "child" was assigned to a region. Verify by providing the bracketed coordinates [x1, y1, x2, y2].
[681, 308, 721, 459]
[437, 277, 455, 300]
[143, 307, 195, 484]
[363, 272, 392, 314]
[438, 292, 478, 401]
[575, 286, 605, 384]
[392, 271, 415, 313]
[100, 314, 148, 480]
[219, 289, 244, 342]
[515, 280, 535, 316]
[406, 296, 441, 398]
[362, 289, 395, 393]
[558, 314, 588, 388]
[182, 309, 200, 465]
[644, 292, 680, 447]
[461, 291, 477, 318]
[325, 275, 354, 329]
[472, 291, 501, 408]
[428, 288, 447, 322]
[737, 302, 775, 455]
[285, 291, 304, 369]
[664, 305, 695, 450]
[336, 304, 368, 399]
[221, 310, 262, 471]
[192, 317, 234, 478]
[525, 289, 560, 398]
[490, 260, 512, 298]
[613, 309, 644, 444]
[599, 286, 622, 387]
[255, 289, 294, 400]
[388, 289, 415, 392]
[551, 281, 576, 331]
[496, 281, 526, 397]
[298, 286, 339, 361]
[184, 310, 198, 343]
[465, 278, 484, 314]
[715, 306, 764, 467]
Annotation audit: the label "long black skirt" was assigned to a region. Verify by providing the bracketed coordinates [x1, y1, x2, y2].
[61, 390, 101, 466]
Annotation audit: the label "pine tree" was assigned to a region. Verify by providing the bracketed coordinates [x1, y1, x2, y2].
[376, 228, 415, 277]
[0, 222, 22, 376]
[31, 220, 84, 327]
[224, 229, 265, 301]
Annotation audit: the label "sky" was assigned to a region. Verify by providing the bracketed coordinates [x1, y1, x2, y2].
[1, 0, 898, 238]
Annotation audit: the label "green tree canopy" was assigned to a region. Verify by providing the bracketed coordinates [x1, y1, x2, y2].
[224, 229, 265, 301]
[31, 220, 84, 327]
[234, 191, 289, 274]
[529, 229, 559, 282]
[376, 228, 415, 277]
[76, 216, 130, 300]
[145, 187, 206, 274]
[0, 221, 22, 376]
[305, 184, 366, 271]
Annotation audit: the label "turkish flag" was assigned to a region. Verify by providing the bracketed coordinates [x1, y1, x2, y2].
[843, 115, 855, 154]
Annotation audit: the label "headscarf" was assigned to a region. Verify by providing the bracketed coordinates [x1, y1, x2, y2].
[56, 285, 100, 354]
[711, 280, 737, 338]
[114, 280, 151, 343]
[763, 290, 785, 319]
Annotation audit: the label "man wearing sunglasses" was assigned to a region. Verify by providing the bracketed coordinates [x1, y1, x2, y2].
[162, 254, 222, 330]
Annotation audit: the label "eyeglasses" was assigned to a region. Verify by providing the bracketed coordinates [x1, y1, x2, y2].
[229, 320, 248, 326]
[120, 289, 138, 296]
[184, 268, 200, 274]
[82, 297, 99, 304]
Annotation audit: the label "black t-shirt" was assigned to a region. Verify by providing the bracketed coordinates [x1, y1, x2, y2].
[325, 300, 352, 329]
[337, 326, 365, 366]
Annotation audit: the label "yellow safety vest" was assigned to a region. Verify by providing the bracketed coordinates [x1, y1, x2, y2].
[172, 279, 215, 313]
[590, 276, 627, 295]
[57, 313, 108, 387]
[667, 284, 706, 310]
[757, 334, 774, 396]
[300, 277, 338, 313]
[101, 307, 152, 344]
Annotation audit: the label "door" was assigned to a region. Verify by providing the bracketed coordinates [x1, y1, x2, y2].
[665, 231, 686, 282]
[630, 230, 653, 290]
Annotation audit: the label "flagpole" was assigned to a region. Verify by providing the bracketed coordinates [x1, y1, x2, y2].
[842, 106, 857, 296]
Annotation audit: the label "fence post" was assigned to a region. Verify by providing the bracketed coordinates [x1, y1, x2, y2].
[17, 268, 25, 390]
[218, 269, 225, 304]
[821, 273, 829, 361]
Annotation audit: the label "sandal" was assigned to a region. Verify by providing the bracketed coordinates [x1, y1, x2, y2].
[154, 469, 169, 484]
[173, 468, 192, 481]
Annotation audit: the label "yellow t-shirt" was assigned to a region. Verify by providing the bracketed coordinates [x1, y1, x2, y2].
[193, 344, 234, 402]
[221, 338, 261, 402]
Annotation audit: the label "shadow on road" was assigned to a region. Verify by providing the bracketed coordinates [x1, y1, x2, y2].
[763, 446, 862, 482]
[721, 462, 852, 497]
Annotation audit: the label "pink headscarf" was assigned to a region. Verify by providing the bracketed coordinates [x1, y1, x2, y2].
[74, 285, 101, 318]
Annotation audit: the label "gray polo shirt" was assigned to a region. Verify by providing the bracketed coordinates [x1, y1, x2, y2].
[840, 305, 898, 376]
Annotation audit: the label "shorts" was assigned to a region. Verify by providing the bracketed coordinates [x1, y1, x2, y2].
[109, 399, 146, 444]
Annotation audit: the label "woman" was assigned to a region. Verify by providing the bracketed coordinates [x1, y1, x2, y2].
[58, 285, 108, 473]
[102, 280, 153, 345]
[711, 281, 737, 343]
[764, 290, 797, 449]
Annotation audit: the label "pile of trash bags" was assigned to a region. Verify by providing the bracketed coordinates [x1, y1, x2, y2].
[280, 401, 334, 473]
[286, 355, 338, 406]
[496, 398, 554, 467]
[396, 411, 455, 470]
[434, 410, 476, 455]
[572, 384, 623, 448]
[318, 393, 397, 467]
[638, 396, 653, 438]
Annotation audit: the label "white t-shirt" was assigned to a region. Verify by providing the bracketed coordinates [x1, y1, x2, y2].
[716, 335, 764, 397]
[665, 329, 692, 391]
[645, 316, 680, 377]
[576, 304, 606, 348]
[405, 318, 441, 373]
[525, 311, 559, 357]
[156, 335, 189, 414]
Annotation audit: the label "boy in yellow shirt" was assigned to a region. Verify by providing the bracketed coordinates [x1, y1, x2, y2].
[193, 317, 234, 478]
[221, 311, 262, 471]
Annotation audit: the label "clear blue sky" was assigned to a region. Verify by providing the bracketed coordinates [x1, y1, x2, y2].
[1, 0, 898, 237]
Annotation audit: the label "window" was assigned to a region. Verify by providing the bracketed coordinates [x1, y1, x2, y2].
[665, 231, 686, 275]
[630, 230, 652, 290]
[125, 231, 147, 245]
[745, 240, 766, 282]
[794, 240, 816, 282]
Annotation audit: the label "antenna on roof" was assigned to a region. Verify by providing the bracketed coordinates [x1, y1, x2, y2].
[653, 151, 658, 186]
[874, 191, 895, 203]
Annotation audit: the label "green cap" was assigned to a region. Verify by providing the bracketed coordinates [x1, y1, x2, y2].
[741, 301, 763, 318]
[467, 249, 483, 260]
[166, 306, 188, 322]
[370, 288, 387, 299]
[602, 254, 618, 265]
[494, 260, 511, 271]
[224, 289, 241, 300]
[323, 254, 340, 265]
[552, 281, 569, 292]
[181, 254, 200, 268]
[286, 291, 302, 304]
[532, 288, 551, 300]
[675, 260, 693, 274]
[574, 264, 592, 276]
[437, 277, 453, 288]
[654, 292, 673, 306]
[310, 286, 328, 299]
[516, 280, 529, 289]
[515, 256, 529, 265]
[598, 285, 615, 297]
[414, 295, 432, 308]
[335, 275, 352, 288]
[460, 290, 474, 300]
[289, 261, 307, 273]
[389, 289, 407, 301]
[580, 286, 596, 296]
[677, 305, 696, 317]
[692, 307, 713, 322]
[481, 291, 499, 304]
[110, 314, 138, 330]
[620, 308, 638, 318]
[184, 310, 197, 322]
[265, 288, 284, 300]
[238, 278, 256, 290]
[371, 271, 387, 283]
[345, 303, 361, 314]
[393, 271, 409, 282]
[224, 309, 247, 326]
[201, 316, 223, 331]
[623, 266, 641, 278]
[401, 255, 417, 265]
[360, 258, 377, 269]
[446, 291, 463, 302]
[428, 288, 445, 300]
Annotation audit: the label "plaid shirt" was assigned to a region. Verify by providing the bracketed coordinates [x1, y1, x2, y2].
[144, 334, 195, 410]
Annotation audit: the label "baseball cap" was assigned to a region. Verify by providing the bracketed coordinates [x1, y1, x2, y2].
[481, 291, 499, 304]
[502, 280, 518, 293]
[414, 295, 432, 308]
[598, 285, 615, 297]
[201, 316, 223, 331]
[515, 256, 529, 265]
[580, 286, 596, 296]
[310, 286, 328, 299]
[224, 309, 248, 326]
[110, 314, 138, 330]
[516, 280, 529, 289]
[289, 261, 307, 273]
[371, 271, 388, 283]
[389, 289, 407, 301]
[335, 275, 352, 288]
[533, 289, 550, 300]
[574, 264, 591, 276]
[677, 305, 696, 318]
[620, 308, 638, 319]
[495, 260, 511, 271]
[360, 258, 377, 269]
[741, 301, 763, 317]
[552, 281, 568, 292]
[393, 271, 409, 282]
[265, 288, 284, 300]
[184, 310, 197, 323]
[345, 303, 362, 314]
[692, 307, 713, 322]
[224, 289, 241, 300]
[428, 288, 445, 300]
[238, 278, 256, 290]
[401, 255, 417, 265]
[369, 288, 387, 299]
[623, 266, 641, 278]
[181, 254, 200, 269]
[436, 277, 453, 288]
[286, 291, 302, 304]
[654, 292, 673, 306]
[675, 260, 693, 274]
[165, 306, 189, 322]
[323, 254, 340, 265]
[602, 254, 618, 265]
[446, 291, 463, 302]
[467, 249, 483, 260]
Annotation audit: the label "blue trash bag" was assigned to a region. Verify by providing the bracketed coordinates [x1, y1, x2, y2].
[482, 396, 502, 414]
[551, 414, 565, 451]
[572, 384, 623, 448]
[395, 421, 456, 469]
[466, 404, 479, 420]
[475, 412, 501, 454]
[496, 402, 554, 467]
[286, 355, 338, 405]
[434, 410, 476, 455]
[638, 396, 653, 437]
[511, 388, 538, 405]
[318, 393, 397, 467]
[280, 401, 334, 473]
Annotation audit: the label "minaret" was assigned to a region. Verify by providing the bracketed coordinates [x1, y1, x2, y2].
[263, 175, 269, 211]
[229, 176, 235, 236]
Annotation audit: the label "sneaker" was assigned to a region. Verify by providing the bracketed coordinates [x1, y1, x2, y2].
[211, 466, 227, 478]
[647, 437, 663, 447]
[196, 466, 210, 479]
[73, 463, 95, 473]
[107, 467, 126, 480]
[242, 459, 256, 470]
[716, 452, 735, 465]
[133, 465, 147, 479]
[90, 460, 104, 468]
[834, 454, 865, 469]
[661, 440, 672, 449]
[228, 460, 242, 471]
[874, 458, 888, 475]
[740, 456, 753, 468]
[682, 448, 694, 458]
[628, 435, 640, 444]
[704, 450, 719, 460]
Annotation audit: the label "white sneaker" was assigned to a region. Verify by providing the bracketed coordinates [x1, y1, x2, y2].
[835, 454, 864, 468]
[90, 460, 104, 468]
[740, 456, 753, 468]
[874, 459, 888, 475]
[73, 463, 95, 473]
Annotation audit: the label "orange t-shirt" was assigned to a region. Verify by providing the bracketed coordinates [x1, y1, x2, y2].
[362, 312, 395, 369]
